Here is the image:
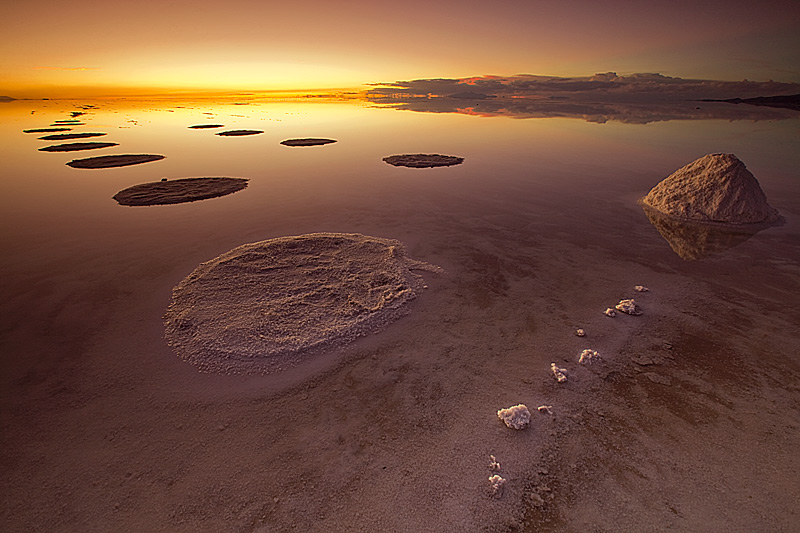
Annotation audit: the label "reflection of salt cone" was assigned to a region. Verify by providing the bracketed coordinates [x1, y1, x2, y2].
[642, 205, 760, 260]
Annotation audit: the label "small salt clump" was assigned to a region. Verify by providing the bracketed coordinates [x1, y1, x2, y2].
[489, 475, 506, 497]
[537, 405, 553, 415]
[616, 299, 642, 315]
[550, 363, 568, 383]
[634, 285, 649, 292]
[604, 308, 617, 317]
[575, 328, 586, 337]
[497, 404, 531, 430]
[579, 349, 601, 364]
[489, 455, 501, 472]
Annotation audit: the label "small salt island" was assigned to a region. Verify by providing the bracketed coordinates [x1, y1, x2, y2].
[383, 154, 464, 168]
[280, 138, 337, 147]
[113, 177, 249, 206]
[66, 154, 165, 169]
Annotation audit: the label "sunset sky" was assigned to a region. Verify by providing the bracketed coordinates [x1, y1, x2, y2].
[3, 0, 799, 97]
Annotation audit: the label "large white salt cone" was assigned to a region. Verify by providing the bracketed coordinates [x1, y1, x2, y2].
[642, 153, 779, 225]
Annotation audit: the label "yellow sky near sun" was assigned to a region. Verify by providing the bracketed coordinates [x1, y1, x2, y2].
[3, 0, 799, 98]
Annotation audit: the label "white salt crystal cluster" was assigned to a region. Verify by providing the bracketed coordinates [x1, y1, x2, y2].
[489, 455, 501, 472]
[616, 298, 642, 315]
[575, 328, 586, 337]
[604, 308, 617, 317]
[579, 349, 600, 364]
[489, 474, 506, 497]
[550, 363, 568, 383]
[497, 404, 531, 430]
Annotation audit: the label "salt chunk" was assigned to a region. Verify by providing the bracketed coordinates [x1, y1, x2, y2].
[575, 328, 586, 337]
[604, 308, 617, 317]
[579, 349, 600, 364]
[489, 474, 506, 497]
[550, 363, 567, 383]
[616, 298, 642, 315]
[634, 285, 649, 292]
[537, 405, 553, 415]
[489, 455, 501, 472]
[497, 404, 531, 430]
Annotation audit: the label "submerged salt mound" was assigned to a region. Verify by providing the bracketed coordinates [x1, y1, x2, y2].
[642, 153, 779, 225]
[113, 177, 249, 206]
[66, 154, 165, 169]
[383, 154, 464, 168]
[164, 233, 442, 374]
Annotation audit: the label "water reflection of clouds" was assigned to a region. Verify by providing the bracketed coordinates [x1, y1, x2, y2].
[367, 73, 800, 124]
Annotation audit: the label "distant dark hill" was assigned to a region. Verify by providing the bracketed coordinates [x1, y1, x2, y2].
[703, 94, 800, 111]
[0, 95, 16, 102]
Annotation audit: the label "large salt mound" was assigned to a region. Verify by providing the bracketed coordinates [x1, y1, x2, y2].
[642, 153, 778, 225]
[164, 233, 442, 374]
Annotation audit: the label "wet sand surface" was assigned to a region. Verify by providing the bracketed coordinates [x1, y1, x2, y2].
[1, 100, 799, 532]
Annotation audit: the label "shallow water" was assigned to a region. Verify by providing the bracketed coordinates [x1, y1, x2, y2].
[1, 97, 799, 531]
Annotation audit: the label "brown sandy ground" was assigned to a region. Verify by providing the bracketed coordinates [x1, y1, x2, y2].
[0, 197, 797, 532]
[113, 177, 249, 207]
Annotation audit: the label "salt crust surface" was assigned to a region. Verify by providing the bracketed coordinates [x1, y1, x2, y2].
[113, 177, 249, 206]
[382, 154, 464, 168]
[642, 153, 778, 225]
[164, 233, 442, 374]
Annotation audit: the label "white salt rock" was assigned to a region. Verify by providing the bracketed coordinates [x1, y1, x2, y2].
[616, 298, 642, 315]
[579, 349, 600, 364]
[641, 153, 779, 225]
[537, 405, 553, 415]
[489, 475, 506, 497]
[604, 308, 617, 317]
[497, 404, 531, 430]
[575, 328, 586, 337]
[550, 363, 568, 383]
[489, 455, 501, 472]
[634, 285, 649, 292]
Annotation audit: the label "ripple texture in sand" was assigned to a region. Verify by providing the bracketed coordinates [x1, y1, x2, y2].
[164, 233, 442, 374]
